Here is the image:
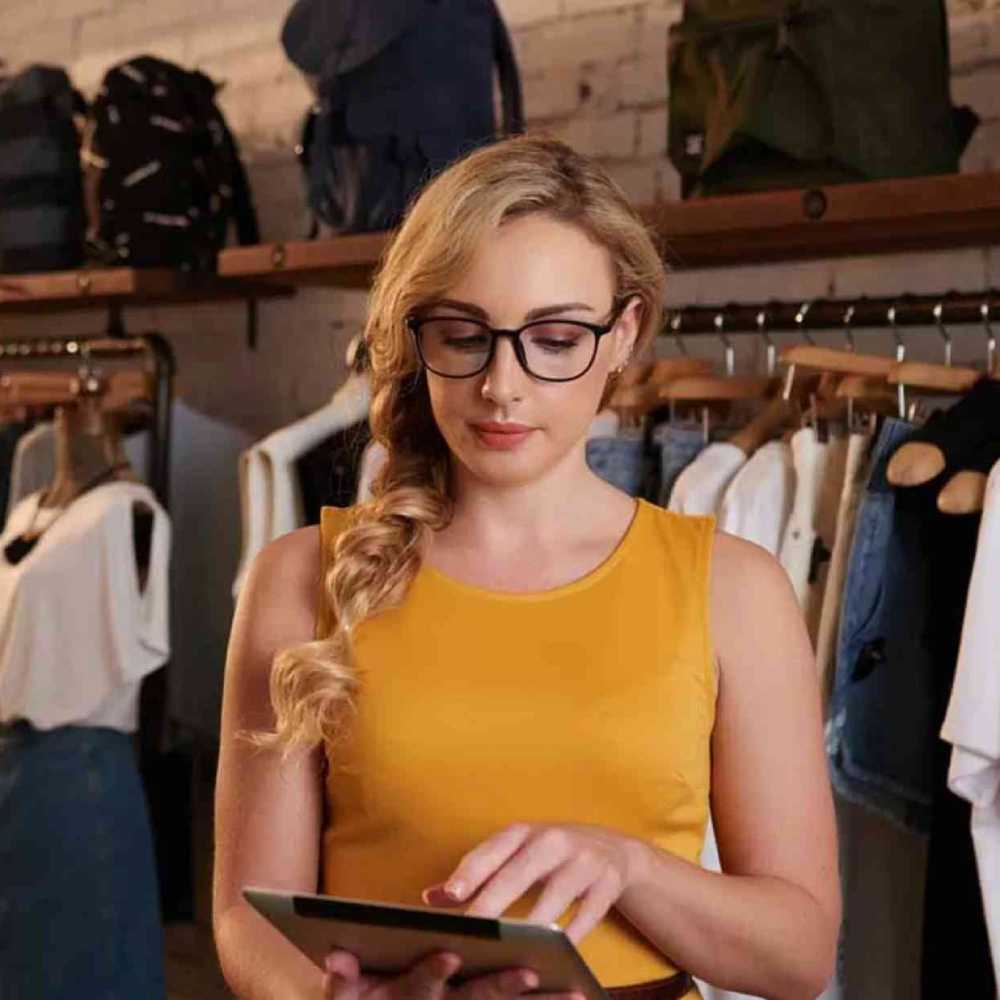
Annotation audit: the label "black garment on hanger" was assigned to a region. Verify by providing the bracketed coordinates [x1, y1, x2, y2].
[903, 377, 1000, 473]
[296, 418, 372, 523]
[0, 420, 29, 533]
[897, 471, 997, 997]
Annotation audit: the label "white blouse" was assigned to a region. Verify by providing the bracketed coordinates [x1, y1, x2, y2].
[0, 480, 170, 732]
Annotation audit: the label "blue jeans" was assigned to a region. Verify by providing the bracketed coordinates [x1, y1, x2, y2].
[586, 436, 649, 497]
[0, 722, 166, 999]
[653, 423, 706, 507]
[826, 418, 935, 835]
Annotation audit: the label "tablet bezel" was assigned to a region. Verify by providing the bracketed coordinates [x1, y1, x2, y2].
[243, 886, 611, 1000]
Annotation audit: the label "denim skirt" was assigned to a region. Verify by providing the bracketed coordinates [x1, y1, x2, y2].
[0, 721, 166, 999]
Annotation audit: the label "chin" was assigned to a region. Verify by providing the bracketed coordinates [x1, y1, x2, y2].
[449, 436, 552, 487]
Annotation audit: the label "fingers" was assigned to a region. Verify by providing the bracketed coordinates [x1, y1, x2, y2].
[451, 967, 585, 1000]
[391, 950, 463, 1000]
[323, 950, 362, 1000]
[450, 966, 538, 1000]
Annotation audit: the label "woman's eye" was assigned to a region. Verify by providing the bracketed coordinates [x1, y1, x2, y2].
[528, 325, 585, 352]
[444, 335, 489, 352]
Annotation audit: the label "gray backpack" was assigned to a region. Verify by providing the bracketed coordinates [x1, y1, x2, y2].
[0, 65, 86, 273]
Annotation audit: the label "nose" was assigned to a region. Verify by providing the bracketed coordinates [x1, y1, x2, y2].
[479, 334, 526, 404]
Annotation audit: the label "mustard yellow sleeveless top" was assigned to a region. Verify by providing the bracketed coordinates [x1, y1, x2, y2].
[315, 498, 716, 990]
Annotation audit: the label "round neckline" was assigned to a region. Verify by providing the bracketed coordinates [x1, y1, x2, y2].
[419, 498, 645, 602]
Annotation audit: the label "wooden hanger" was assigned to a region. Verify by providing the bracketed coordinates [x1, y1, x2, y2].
[834, 374, 900, 413]
[886, 361, 985, 396]
[607, 357, 712, 419]
[728, 394, 797, 456]
[657, 374, 774, 403]
[0, 369, 151, 413]
[780, 345, 896, 379]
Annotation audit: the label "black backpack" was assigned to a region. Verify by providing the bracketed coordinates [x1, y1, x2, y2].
[0, 65, 86, 274]
[83, 55, 259, 271]
[668, 0, 979, 198]
[282, 0, 524, 236]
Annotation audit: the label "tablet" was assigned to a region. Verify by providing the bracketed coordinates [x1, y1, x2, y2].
[243, 886, 611, 1000]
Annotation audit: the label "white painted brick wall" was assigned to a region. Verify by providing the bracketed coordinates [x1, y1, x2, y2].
[496, 0, 561, 29]
[1, 0, 1000, 432]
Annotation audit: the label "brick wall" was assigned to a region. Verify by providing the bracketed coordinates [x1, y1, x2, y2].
[2, 0, 1000, 434]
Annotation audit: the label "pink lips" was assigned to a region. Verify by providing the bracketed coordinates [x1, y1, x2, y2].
[470, 421, 535, 450]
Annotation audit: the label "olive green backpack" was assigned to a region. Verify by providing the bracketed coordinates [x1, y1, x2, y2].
[668, 0, 979, 198]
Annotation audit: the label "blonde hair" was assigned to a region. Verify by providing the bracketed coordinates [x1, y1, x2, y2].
[244, 132, 668, 761]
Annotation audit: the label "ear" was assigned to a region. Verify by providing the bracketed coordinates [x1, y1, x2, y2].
[611, 296, 643, 371]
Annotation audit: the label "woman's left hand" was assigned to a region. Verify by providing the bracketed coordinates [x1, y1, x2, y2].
[421, 822, 648, 946]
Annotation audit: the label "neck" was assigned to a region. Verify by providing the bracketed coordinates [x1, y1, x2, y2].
[44, 403, 128, 508]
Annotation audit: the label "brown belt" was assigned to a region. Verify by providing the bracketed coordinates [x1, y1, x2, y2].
[606, 972, 695, 1000]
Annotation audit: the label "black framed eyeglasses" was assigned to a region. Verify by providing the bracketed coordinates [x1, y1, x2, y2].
[405, 298, 630, 382]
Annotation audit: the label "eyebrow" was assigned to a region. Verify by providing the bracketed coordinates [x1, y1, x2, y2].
[423, 298, 596, 322]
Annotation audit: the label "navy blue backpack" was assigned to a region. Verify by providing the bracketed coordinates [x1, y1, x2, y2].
[282, 0, 525, 236]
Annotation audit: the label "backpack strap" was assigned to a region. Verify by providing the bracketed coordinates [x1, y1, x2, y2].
[491, 3, 524, 136]
[220, 119, 261, 246]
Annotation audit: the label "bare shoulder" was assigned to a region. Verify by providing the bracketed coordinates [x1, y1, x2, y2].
[240, 525, 320, 610]
[230, 525, 323, 674]
[709, 528, 789, 595]
[707, 528, 810, 676]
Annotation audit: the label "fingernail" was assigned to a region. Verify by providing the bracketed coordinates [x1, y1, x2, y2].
[445, 879, 466, 898]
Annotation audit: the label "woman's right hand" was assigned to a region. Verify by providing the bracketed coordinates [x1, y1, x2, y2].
[321, 948, 585, 1000]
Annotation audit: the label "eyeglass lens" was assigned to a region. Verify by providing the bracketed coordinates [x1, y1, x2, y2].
[417, 319, 598, 380]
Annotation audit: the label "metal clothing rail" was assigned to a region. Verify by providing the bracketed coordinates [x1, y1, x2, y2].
[0, 333, 175, 507]
[664, 290, 1000, 337]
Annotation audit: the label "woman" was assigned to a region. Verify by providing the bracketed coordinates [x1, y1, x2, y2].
[213, 135, 839, 1000]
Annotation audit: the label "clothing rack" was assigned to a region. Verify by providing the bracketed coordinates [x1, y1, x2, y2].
[0, 333, 175, 507]
[665, 290, 1000, 337]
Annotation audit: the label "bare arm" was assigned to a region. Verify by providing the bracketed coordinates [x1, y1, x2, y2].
[614, 532, 840, 1000]
[213, 526, 328, 1000]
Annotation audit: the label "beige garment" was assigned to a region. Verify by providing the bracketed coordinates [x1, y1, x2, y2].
[814, 431, 873, 713]
[804, 432, 850, 646]
[779, 429, 850, 644]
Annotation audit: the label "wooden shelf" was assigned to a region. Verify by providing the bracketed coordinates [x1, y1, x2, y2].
[5, 172, 999, 321]
[639, 171, 1000, 269]
[0, 266, 294, 317]
[218, 232, 389, 288]
[215, 173, 1000, 286]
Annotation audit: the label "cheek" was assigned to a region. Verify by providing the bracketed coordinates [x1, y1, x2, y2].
[426, 381, 473, 444]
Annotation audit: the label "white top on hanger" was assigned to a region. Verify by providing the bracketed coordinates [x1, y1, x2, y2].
[5, 421, 55, 525]
[941, 458, 1000, 989]
[667, 441, 746, 515]
[0, 480, 171, 732]
[718, 439, 795, 555]
[232, 372, 371, 598]
[355, 439, 387, 504]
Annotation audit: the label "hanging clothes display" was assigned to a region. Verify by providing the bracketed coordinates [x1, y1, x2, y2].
[779, 428, 849, 645]
[0, 480, 170, 728]
[0, 379, 170, 998]
[2, 403, 249, 742]
[0, 419, 29, 531]
[717, 439, 794, 555]
[667, 442, 746, 515]
[653, 421, 706, 508]
[814, 430, 873, 709]
[297, 418, 372, 522]
[940, 458, 1000, 988]
[232, 369, 370, 598]
[355, 437, 388, 503]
